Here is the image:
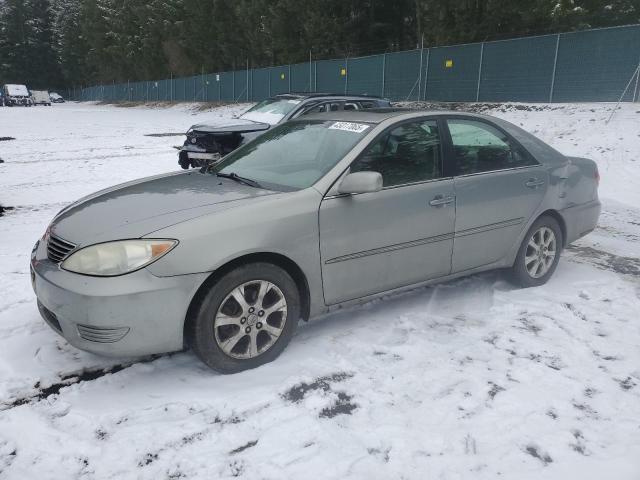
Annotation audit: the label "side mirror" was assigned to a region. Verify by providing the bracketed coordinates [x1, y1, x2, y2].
[337, 171, 383, 195]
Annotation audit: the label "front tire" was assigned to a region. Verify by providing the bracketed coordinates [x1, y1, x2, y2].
[188, 263, 300, 373]
[510, 215, 563, 288]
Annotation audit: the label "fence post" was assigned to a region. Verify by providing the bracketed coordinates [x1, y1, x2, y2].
[344, 57, 349, 94]
[268, 68, 272, 97]
[476, 43, 484, 102]
[170, 73, 173, 102]
[314, 61, 317, 92]
[423, 48, 430, 100]
[381, 53, 386, 97]
[633, 56, 640, 102]
[247, 60, 250, 101]
[549, 34, 561, 103]
[233, 70, 236, 101]
[309, 51, 312, 92]
[288, 64, 292, 93]
[418, 35, 424, 101]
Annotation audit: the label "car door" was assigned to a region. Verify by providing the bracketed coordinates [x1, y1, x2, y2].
[444, 117, 547, 273]
[319, 118, 456, 305]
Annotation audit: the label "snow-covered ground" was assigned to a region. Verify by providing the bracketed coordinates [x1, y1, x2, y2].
[1, 102, 639, 479]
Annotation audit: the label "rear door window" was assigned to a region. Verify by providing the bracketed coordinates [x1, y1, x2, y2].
[447, 119, 537, 175]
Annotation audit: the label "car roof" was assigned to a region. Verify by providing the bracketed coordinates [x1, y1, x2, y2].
[296, 108, 489, 124]
[274, 92, 386, 101]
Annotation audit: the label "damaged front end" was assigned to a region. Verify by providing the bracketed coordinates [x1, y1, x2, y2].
[178, 120, 271, 169]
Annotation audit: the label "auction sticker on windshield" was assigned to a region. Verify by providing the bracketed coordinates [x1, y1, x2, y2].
[328, 122, 370, 133]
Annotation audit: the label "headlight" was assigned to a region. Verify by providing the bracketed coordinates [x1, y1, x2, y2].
[61, 239, 177, 276]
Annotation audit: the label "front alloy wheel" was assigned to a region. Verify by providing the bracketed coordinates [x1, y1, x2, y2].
[188, 263, 300, 373]
[214, 280, 287, 359]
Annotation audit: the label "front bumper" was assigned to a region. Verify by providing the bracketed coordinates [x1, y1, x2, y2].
[7, 96, 30, 106]
[178, 148, 222, 169]
[31, 239, 209, 357]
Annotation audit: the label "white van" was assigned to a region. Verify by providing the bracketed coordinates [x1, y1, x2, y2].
[2, 84, 32, 106]
[31, 90, 51, 106]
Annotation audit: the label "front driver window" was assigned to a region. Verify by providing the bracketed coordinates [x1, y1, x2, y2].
[350, 120, 442, 187]
[448, 119, 537, 175]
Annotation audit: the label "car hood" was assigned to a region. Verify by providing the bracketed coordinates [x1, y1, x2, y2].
[190, 117, 271, 134]
[51, 171, 277, 246]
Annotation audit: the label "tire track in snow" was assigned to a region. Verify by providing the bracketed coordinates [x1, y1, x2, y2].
[566, 245, 640, 278]
[0, 354, 170, 411]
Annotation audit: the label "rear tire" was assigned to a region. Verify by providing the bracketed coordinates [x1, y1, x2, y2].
[510, 215, 563, 288]
[188, 263, 300, 374]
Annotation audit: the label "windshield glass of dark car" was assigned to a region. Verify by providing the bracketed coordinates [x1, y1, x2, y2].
[214, 120, 372, 190]
[240, 98, 303, 124]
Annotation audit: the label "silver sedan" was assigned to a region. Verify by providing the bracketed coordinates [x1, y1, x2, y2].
[31, 109, 601, 373]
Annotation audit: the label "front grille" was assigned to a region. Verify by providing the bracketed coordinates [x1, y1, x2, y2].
[77, 324, 130, 343]
[47, 234, 76, 264]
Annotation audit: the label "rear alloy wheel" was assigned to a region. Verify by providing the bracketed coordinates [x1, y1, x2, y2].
[510, 215, 563, 287]
[525, 226, 557, 278]
[189, 263, 300, 373]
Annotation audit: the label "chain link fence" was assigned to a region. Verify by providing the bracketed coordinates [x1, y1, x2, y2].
[69, 24, 640, 104]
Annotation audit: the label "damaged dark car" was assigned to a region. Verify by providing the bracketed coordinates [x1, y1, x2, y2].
[178, 93, 390, 169]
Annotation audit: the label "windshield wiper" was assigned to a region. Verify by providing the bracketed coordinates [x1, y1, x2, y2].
[216, 172, 263, 189]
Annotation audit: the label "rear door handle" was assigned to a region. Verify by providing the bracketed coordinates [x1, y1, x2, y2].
[429, 194, 455, 207]
[525, 178, 545, 188]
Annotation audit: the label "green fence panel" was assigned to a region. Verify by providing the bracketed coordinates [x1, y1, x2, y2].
[384, 49, 421, 101]
[204, 74, 219, 101]
[480, 35, 557, 102]
[291, 62, 311, 92]
[194, 75, 206, 101]
[156, 79, 169, 101]
[135, 81, 145, 101]
[316, 58, 347, 94]
[185, 75, 197, 101]
[347, 55, 384, 97]
[219, 71, 234, 101]
[251, 68, 270, 101]
[75, 25, 640, 104]
[172, 77, 184, 101]
[269, 66, 290, 95]
[234, 70, 249, 101]
[426, 44, 481, 102]
[553, 25, 640, 102]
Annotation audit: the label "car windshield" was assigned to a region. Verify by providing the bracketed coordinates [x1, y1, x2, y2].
[213, 120, 372, 190]
[6, 84, 29, 96]
[240, 98, 302, 124]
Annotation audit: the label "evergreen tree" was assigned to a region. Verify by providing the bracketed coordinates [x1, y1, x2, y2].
[1, 0, 639, 89]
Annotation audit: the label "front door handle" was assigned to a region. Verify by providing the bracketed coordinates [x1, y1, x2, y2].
[429, 194, 455, 207]
[525, 178, 545, 188]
